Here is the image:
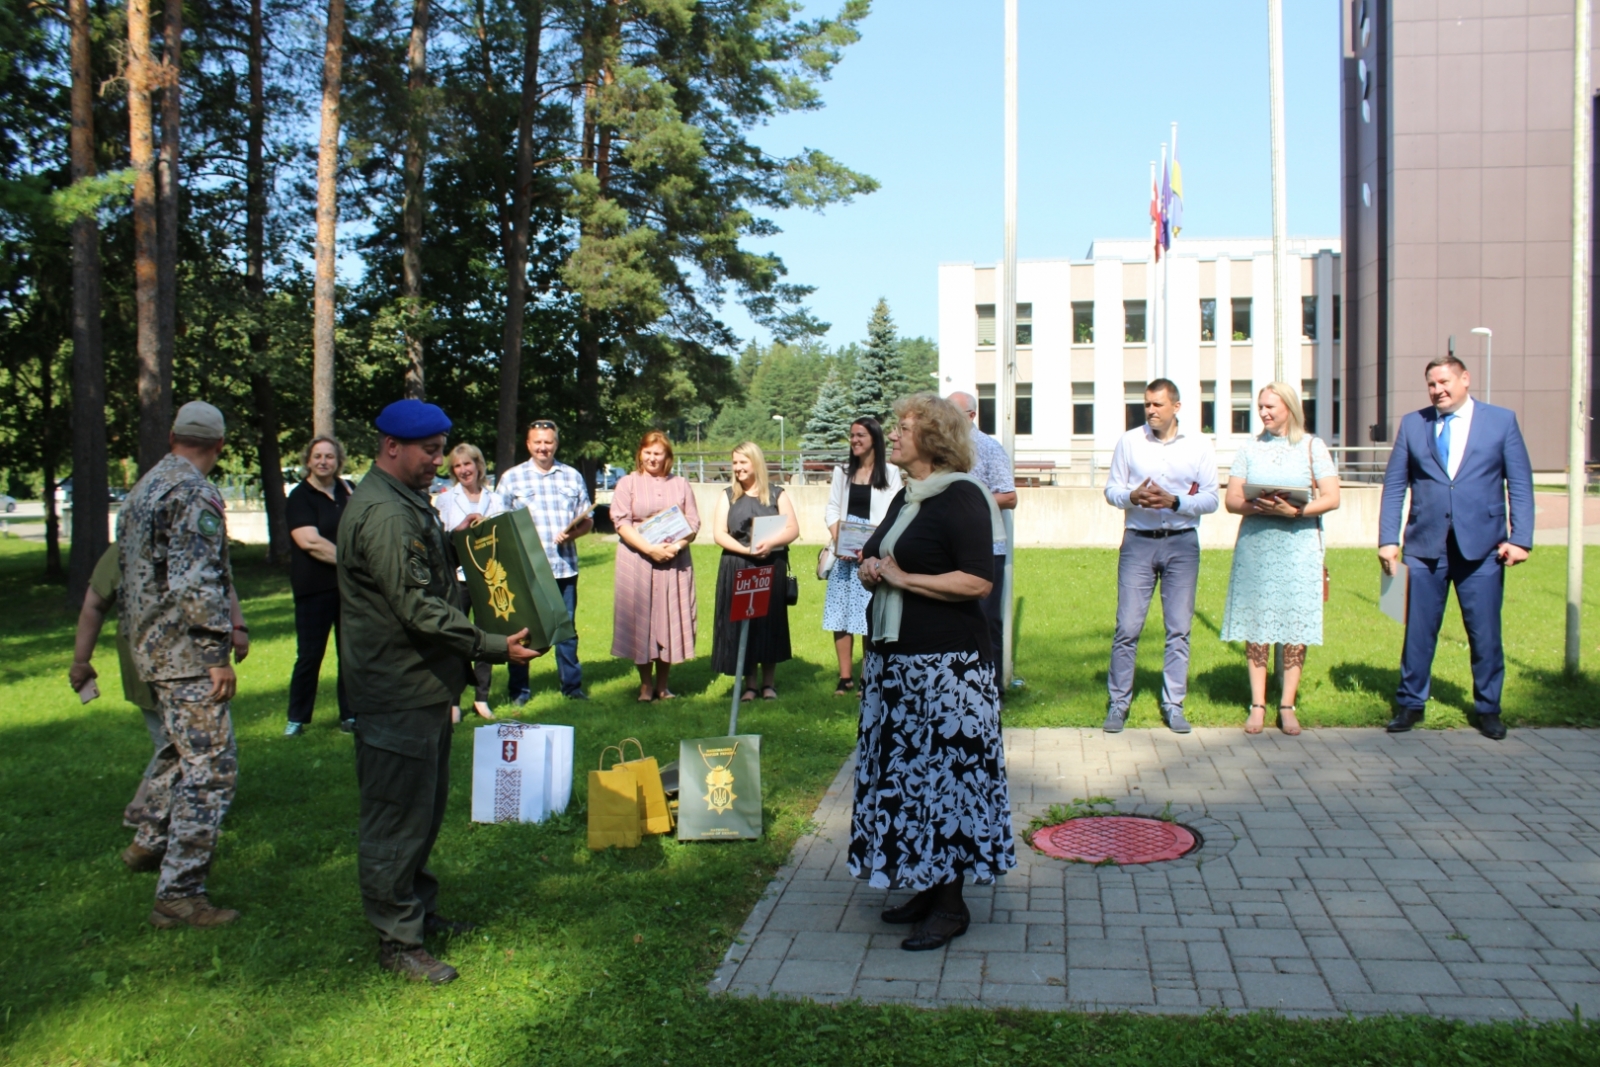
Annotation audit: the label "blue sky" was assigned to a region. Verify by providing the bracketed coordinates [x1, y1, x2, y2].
[730, 0, 1343, 348]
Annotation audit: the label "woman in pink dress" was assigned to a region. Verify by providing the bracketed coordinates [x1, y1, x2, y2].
[610, 431, 700, 701]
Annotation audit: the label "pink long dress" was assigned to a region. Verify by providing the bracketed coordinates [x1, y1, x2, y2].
[610, 472, 700, 664]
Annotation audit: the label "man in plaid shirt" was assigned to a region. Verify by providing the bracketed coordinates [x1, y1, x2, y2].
[495, 420, 593, 702]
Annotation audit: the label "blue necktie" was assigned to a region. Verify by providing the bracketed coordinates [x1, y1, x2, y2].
[1435, 413, 1452, 471]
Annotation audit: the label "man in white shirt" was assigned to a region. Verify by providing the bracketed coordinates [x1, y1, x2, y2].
[1102, 379, 1219, 733]
[947, 392, 1018, 664]
[495, 420, 594, 703]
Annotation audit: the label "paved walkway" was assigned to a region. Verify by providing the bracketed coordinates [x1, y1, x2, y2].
[711, 727, 1600, 1019]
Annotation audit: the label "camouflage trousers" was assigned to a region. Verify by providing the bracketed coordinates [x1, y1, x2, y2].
[124, 707, 178, 840]
[146, 678, 238, 900]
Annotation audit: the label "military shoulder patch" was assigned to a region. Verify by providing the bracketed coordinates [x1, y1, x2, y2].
[407, 555, 431, 585]
[197, 510, 222, 537]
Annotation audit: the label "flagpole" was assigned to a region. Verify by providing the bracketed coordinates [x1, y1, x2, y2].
[1268, 0, 1289, 384]
[999, 0, 1018, 689]
[1166, 121, 1178, 380]
[1158, 142, 1168, 378]
[1566, 0, 1591, 678]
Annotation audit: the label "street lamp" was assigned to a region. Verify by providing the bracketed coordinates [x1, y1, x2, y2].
[772, 415, 785, 475]
[1470, 327, 1492, 404]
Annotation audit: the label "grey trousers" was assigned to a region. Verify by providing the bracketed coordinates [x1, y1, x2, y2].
[1107, 529, 1200, 715]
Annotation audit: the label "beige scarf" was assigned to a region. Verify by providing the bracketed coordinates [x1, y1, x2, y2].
[868, 471, 1006, 645]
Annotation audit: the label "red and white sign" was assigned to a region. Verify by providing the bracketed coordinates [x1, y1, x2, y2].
[730, 565, 774, 621]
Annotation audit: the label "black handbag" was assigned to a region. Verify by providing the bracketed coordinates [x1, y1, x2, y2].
[785, 573, 799, 606]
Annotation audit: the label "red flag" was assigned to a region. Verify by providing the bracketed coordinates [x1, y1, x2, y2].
[1150, 166, 1163, 262]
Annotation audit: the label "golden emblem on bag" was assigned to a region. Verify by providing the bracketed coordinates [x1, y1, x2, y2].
[464, 524, 517, 620]
[698, 742, 739, 814]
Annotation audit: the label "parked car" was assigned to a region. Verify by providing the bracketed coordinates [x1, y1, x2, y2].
[594, 464, 626, 491]
[429, 476, 451, 496]
[0, 494, 15, 513]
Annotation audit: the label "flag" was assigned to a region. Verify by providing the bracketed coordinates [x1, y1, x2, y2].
[1160, 151, 1172, 252]
[1150, 164, 1162, 262]
[1168, 133, 1184, 239]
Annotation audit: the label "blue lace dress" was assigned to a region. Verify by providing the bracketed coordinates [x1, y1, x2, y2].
[1220, 433, 1336, 647]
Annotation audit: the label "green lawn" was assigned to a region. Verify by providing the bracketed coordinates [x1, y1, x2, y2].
[2, 536, 1598, 1066]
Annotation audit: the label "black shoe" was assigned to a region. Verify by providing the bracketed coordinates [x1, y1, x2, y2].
[1476, 714, 1507, 741]
[901, 909, 970, 952]
[379, 941, 458, 984]
[1386, 708, 1423, 733]
[881, 890, 935, 925]
[565, 690, 588, 701]
[423, 913, 476, 937]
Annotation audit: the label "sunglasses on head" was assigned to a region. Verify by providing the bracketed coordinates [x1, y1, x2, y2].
[530, 420, 558, 431]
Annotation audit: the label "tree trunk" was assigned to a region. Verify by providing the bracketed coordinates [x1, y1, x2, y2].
[247, 0, 289, 562]
[42, 353, 63, 580]
[400, 0, 429, 400]
[495, 0, 542, 476]
[312, 0, 345, 439]
[67, 0, 108, 605]
[155, 0, 180, 403]
[129, 0, 166, 473]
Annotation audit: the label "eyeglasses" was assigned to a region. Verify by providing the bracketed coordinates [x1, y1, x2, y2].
[530, 420, 558, 431]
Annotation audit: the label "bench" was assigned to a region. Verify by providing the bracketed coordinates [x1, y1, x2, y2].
[1013, 460, 1057, 488]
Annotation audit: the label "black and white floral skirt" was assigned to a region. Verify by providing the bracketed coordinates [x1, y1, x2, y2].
[847, 650, 1016, 890]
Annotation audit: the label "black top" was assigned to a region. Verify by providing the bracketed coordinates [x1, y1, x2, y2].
[847, 482, 871, 520]
[862, 481, 995, 658]
[286, 478, 351, 597]
[723, 485, 786, 560]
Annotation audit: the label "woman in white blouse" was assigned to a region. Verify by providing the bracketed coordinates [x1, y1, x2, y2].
[822, 417, 903, 695]
[434, 443, 506, 721]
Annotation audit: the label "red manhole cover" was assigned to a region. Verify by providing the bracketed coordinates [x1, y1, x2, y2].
[1031, 816, 1197, 864]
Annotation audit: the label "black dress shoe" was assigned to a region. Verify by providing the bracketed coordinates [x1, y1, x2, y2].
[881, 891, 935, 925]
[1477, 714, 1507, 741]
[1386, 708, 1423, 733]
[901, 909, 970, 952]
[423, 913, 476, 936]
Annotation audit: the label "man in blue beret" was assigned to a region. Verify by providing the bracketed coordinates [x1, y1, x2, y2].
[338, 399, 542, 984]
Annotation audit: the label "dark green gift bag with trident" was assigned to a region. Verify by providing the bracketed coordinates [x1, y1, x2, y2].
[676, 735, 762, 840]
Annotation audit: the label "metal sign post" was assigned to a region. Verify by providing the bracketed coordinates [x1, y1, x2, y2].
[727, 565, 773, 734]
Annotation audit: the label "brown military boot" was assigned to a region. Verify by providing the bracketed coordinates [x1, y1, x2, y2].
[149, 894, 241, 929]
[379, 941, 458, 985]
[121, 842, 164, 872]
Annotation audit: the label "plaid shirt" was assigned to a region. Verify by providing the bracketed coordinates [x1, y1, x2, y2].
[496, 459, 591, 579]
[969, 427, 1015, 554]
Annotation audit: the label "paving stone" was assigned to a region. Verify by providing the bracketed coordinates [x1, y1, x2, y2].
[1224, 928, 1309, 958]
[1361, 960, 1462, 996]
[859, 947, 945, 982]
[946, 923, 1026, 954]
[769, 958, 860, 997]
[1068, 968, 1155, 1005]
[1319, 957, 1372, 993]
[1237, 972, 1336, 1010]
[984, 951, 1067, 985]
[1069, 938, 1151, 971]
[1340, 928, 1437, 961]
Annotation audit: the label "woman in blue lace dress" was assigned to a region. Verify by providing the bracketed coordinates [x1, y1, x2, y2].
[1221, 382, 1342, 735]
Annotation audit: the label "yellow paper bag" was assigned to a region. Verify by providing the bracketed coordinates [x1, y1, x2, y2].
[618, 737, 674, 835]
[586, 747, 643, 850]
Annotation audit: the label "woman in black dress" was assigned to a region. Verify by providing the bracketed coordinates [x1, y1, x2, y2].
[853, 393, 1014, 951]
[711, 441, 799, 700]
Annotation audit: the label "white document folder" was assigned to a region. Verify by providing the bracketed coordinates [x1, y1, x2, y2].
[1380, 562, 1409, 625]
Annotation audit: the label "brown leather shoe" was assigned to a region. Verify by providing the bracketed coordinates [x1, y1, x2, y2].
[121, 842, 164, 872]
[149, 894, 240, 929]
[379, 941, 458, 984]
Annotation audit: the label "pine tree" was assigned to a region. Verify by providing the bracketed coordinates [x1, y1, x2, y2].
[850, 297, 896, 422]
[803, 365, 853, 451]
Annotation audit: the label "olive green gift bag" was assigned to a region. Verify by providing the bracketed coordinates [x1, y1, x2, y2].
[675, 735, 762, 841]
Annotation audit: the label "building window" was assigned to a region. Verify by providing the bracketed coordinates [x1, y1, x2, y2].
[1302, 295, 1318, 341]
[1124, 301, 1147, 343]
[1072, 301, 1094, 344]
[1015, 383, 1033, 435]
[1332, 378, 1342, 434]
[977, 384, 996, 434]
[1332, 295, 1341, 341]
[1232, 298, 1252, 342]
[1073, 382, 1094, 434]
[1301, 379, 1317, 433]
[975, 304, 1030, 346]
[1200, 299, 1216, 342]
[1231, 379, 1254, 434]
[1200, 380, 1216, 434]
[1125, 381, 1147, 430]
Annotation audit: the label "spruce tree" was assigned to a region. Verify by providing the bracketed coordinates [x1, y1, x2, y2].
[850, 297, 897, 422]
[803, 365, 853, 451]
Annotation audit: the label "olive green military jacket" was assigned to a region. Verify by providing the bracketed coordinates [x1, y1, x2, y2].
[338, 464, 509, 715]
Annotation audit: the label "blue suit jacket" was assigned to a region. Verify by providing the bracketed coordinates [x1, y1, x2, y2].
[1378, 401, 1534, 561]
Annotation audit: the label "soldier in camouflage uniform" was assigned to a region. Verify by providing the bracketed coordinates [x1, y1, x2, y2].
[339, 399, 541, 984]
[116, 401, 244, 929]
[70, 543, 249, 872]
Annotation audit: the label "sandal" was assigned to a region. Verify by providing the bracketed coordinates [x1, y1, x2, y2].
[762, 686, 778, 701]
[1278, 704, 1302, 736]
[740, 689, 757, 703]
[637, 688, 656, 703]
[834, 677, 855, 696]
[1245, 703, 1267, 735]
[655, 690, 678, 701]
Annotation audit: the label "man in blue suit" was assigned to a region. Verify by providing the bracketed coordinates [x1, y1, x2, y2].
[1378, 355, 1534, 740]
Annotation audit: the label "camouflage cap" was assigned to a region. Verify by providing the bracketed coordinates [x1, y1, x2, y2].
[172, 401, 226, 440]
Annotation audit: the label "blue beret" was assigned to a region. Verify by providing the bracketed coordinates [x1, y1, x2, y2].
[374, 399, 452, 439]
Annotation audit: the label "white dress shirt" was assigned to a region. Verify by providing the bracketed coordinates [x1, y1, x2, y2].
[1104, 424, 1221, 531]
[435, 484, 506, 532]
[1434, 395, 1474, 480]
